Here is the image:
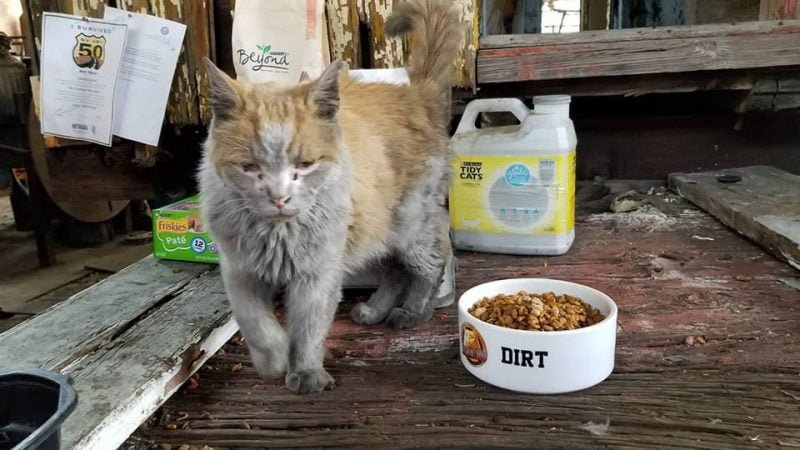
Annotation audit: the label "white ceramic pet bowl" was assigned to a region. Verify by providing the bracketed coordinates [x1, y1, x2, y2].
[458, 278, 618, 394]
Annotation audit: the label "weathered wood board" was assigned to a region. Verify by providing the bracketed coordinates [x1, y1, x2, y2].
[62, 270, 235, 450]
[669, 166, 800, 272]
[130, 198, 800, 449]
[0, 257, 209, 370]
[478, 19, 800, 83]
[0, 256, 235, 450]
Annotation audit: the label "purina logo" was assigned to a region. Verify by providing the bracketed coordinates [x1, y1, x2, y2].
[237, 43, 290, 72]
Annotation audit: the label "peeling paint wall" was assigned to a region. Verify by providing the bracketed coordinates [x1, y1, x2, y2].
[325, 0, 477, 88]
[24, 0, 476, 133]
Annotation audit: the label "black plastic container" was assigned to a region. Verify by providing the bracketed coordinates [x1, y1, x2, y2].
[0, 369, 77, 450]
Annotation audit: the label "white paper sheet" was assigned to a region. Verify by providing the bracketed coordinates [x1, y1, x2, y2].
[103, 7, 186, 146]
[349, 68, 410, 85]
[40, 13, 127, 146]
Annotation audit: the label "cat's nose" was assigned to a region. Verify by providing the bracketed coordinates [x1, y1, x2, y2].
[271, 196, 291, 208]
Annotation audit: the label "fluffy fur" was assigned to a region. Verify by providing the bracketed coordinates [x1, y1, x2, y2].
[198, 0, 462, 394]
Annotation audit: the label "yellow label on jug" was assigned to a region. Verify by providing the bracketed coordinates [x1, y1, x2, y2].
[450, 152, 575, 235]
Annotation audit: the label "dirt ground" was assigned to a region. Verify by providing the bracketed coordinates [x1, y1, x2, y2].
[0, 190, 152, 332]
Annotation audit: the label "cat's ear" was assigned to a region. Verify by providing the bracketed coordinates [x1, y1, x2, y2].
[310, 60, 344, 120]
[204, 57, 240, 121]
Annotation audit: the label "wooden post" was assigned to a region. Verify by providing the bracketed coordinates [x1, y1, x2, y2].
[482, 0, 515, 35]
[326, 0, 363, 68]
[581, 0, 609, 30]
[685, 0, 760, 25]
[25, 155, 55, 267]
[512, 0, 542, 34]
[760, 0, 800, 19]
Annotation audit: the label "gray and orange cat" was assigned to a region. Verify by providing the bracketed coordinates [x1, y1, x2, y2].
[199, 0, 462, 394]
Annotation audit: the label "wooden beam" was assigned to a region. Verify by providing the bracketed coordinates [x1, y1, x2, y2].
[481, 17, 800, 48]
[478, 20, 800, 83]
[0, 257, 234, 450]
[478, 69, 764, 98]
[669, 166, 800, 271]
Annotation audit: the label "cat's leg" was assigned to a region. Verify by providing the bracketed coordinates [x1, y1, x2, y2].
[350, 262, 409, 325]
[284, 269, 342, 394]
[386, 215, 450, 330]
[385, 270, 439, 330]
[221, 264, 288, 379]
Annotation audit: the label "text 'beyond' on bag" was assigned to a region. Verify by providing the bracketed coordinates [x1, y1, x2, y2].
[231, 0, 330, 84]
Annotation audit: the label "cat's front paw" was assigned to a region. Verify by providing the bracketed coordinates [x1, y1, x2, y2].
[350, 302, 386, 325]
[249, 347, 288, 380]
[285, 368, 335, 394]
[386, 307, 432, 330]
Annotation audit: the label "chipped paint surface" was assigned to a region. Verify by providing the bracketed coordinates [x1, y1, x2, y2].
[324, 0, 476, 86]
[326, 0, 360, 64]
[29, 0, 476, 130]
[365, 0, 404, 68]
[67, 0, 105, 17]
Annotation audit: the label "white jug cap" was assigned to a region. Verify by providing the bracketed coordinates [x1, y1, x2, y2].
[533, 95, 571, 105]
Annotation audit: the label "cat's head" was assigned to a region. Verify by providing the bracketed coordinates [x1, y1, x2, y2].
[202, 58, 344, 220]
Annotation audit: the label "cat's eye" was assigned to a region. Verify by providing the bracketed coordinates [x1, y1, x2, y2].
[297, 160, 316, 169]
[241, 163, 260, 173]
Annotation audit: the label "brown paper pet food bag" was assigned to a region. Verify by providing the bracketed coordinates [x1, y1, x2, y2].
[232, 0, 330, 83]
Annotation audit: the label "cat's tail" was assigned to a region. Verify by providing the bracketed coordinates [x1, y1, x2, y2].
[385, 0, 462, 88]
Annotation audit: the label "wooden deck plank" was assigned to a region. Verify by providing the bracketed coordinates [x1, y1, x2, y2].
[129, 198, 800, 449]
[61, 269, 235, 450]
[133, 365, 800, 449]
[669, 166, 800, 271]
[477, 20, 800, 83]
[0, 256, 210, 371]
[0, 254, 237, 449]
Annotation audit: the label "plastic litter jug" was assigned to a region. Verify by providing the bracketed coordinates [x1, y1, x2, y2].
[449, 96, 577, 255]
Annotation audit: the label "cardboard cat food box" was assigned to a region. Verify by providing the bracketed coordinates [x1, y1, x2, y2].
[152, 195, 219, 264]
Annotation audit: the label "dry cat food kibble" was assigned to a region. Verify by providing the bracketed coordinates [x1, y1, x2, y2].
[468, 291, 605, 331]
